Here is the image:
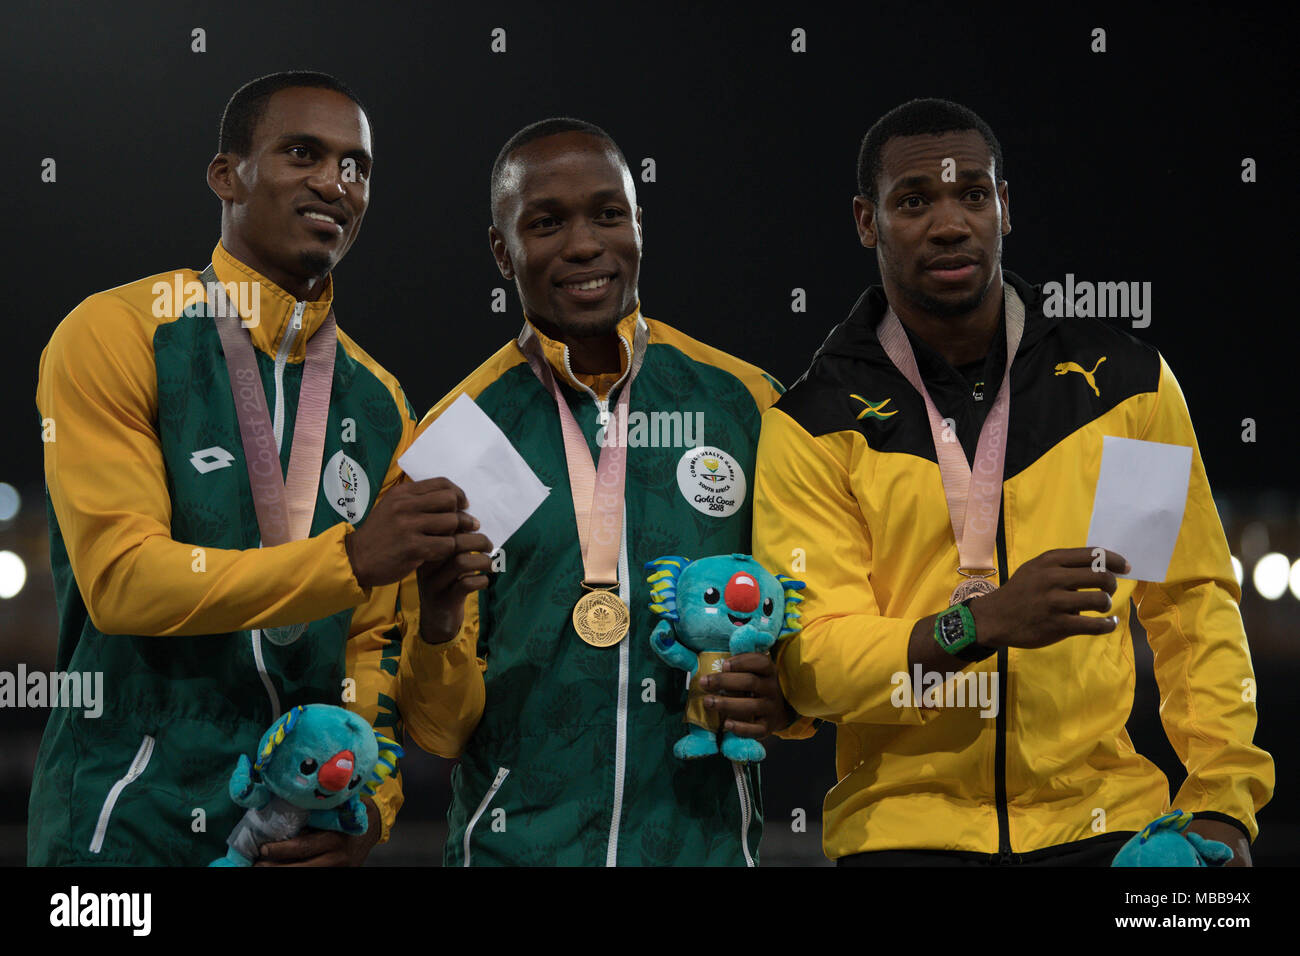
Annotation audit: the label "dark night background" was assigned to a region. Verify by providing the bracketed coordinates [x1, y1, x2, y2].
[0, 2, 1293, 867]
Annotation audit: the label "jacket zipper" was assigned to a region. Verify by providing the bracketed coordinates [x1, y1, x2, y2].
[463, 766, 510, 867]
[250, 300, 305, 723]
[89, 734, 155, 853]
[993, 507, 1019, 864]
[605, 510, 630, 866]
[557, 336, 636, 866]
[732, 763, 756, 867]
[272, 301, 305, 445]
[562, 336, 633, 425]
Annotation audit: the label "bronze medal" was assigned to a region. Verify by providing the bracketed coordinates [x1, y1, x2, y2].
[573, 587, 630, 647]
[950, 574, 997, 606]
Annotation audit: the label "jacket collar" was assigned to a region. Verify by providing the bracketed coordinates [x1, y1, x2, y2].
[210, 241, 335, 362]
[811, 270, 1052, 371]
[522, 304, 642, 397]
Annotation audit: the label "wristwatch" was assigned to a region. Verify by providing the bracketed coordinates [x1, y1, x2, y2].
[933, 599, 996, 663]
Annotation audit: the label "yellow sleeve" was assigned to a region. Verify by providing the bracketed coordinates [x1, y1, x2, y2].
[38, 292, 367, 636]
[397, 591, 486, 757]
[1133, 356, 1274, 841]
[754, 406, 929, 726]
[344, 397, 418, 843]
[345, 575, 407, 843]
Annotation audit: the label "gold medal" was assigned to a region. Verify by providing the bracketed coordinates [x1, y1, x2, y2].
[573, 586, 630, 647]
[950, 572, 997, 606]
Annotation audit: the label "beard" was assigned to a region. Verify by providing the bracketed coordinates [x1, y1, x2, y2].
[898, 280, 990, 318]
[298, 249, 334, 279]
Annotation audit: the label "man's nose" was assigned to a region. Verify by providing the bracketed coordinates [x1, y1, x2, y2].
[561, 219, 603, 259]
[929, 197, 972, 240]
[307, 164, 347, 199]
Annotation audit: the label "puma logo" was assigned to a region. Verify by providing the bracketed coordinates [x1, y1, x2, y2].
[1054, 356, 1107, 397]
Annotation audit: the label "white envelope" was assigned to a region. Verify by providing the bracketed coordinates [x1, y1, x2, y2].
[397, 393, 550, 555]
[1084, 436, 1193, 582]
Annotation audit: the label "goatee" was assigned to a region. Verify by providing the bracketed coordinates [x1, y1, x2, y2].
[298, 250, 333, 279]
[901, 282, 990, 318]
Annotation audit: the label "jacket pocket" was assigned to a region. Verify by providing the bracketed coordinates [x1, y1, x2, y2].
[462, 766, 510, 867]
[88, 734, 156, 854]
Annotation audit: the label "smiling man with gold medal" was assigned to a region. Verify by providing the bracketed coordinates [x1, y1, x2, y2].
[395, 118, 803, 866]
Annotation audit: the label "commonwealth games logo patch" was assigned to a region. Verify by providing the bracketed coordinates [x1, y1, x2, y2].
[676, 446, 746, 518]
[323, 450, 371, 523]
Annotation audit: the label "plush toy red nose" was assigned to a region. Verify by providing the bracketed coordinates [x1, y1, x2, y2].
[316, 750, 356, 792]
[725, 572, 760, 612]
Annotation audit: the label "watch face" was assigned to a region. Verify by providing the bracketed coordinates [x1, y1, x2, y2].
[938, 609, 964, 647]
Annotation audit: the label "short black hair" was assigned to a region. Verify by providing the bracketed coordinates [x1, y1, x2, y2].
[490, 117, 629, 226]
[856, 98, 1003, 203]
[219, 71, 371, 156]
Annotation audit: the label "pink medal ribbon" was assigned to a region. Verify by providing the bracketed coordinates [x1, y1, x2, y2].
[203, 264, 337, 643]
[875, 285, 1026, 603]
[518, 316, 648, 591]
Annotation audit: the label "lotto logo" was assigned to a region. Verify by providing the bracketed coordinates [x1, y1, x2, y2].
[189, 446, 234, 474]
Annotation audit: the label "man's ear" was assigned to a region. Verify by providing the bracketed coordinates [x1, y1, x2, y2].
[488, 225, 513, 280]
[998, 180, 1011, 237]
[207, 152, 235, 202]
[852, 195, 878, 249]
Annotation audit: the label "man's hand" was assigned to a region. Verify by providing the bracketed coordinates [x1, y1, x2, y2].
[344, 477, 482, 589]
[417, 531, 494, 644]
[970, 547, 1130, 650]
[1186, 818, 1253, 867]
[701, 653, 791, 738]
[255, 795, 382, 867]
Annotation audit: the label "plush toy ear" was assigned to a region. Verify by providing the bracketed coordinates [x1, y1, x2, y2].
[775, 574, 806, 638]
[253, 705, 304, 776]
[645, 556, 690, 622]
[229, 754, 271, 809]
[362, 732, 405, 797]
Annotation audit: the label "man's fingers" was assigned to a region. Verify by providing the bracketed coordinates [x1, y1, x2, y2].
[453, 532, 494, 554]
[722, 653, 776, 676]
[406, 510, 474, 537]
[705, 671, 765, 695]
[420, 551, 494, 595]
[707, 694, 769, 720]
[406, 477, 466, 501]
[1055, 566, 1118, 595]
[1059, 612, 1119, 637]
[255, 850, 350, 868]
[453, 574, 491, 598]
[1052, 547, 1129, 573]
[721, 720, 768, 739]
[258, 830, 341, 862]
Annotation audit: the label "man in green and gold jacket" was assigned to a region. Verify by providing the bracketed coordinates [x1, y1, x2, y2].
[397, 118, 811, 866]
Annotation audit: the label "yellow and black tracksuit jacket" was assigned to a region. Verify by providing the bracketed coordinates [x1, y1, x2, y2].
[753, 271, 1274, 862]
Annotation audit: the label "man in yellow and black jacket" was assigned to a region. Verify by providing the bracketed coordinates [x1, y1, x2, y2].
[753, 98, 1273, 866]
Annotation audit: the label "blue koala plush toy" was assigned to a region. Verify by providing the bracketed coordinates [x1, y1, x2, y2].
[1111, 810, 1235, 867]
[645, 553, 804, 763]
[209, 703, 402, 866]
